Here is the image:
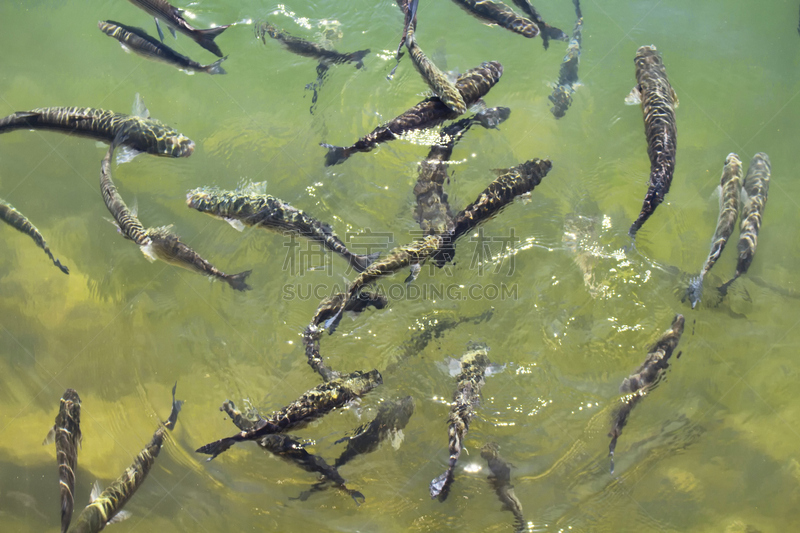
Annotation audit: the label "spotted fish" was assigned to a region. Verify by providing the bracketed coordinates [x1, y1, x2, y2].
[406, 25, 466, 114]
[481, 442, 526, 533]
[608, 315, 684, 473]
[196, 370, 383, 460]
[449, 0, 539, 38]
[548, 0, 583, 118]
[43, 389, 82, 533]
[625, 45, 679, 237]
[0, 198, 69, 274]
[510, 0, 568, 49]
[255, 21, 369, 69]
[68, 383, 182, 533]
[334, 396, 415, 468]
[430, 344, 491, 501]
[186, 187, 379, 273]
[322, 61, 503, 166]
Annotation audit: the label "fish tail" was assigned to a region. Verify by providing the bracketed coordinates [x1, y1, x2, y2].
[206, 56, 227, 75]
[321, 143, 350, 167]
[717, 274, 739, 297]
[685, 275, 703, 309]
[45, 247, 70, 275]
[350, 251, 380, 273]
[349, 489, 366, 506]
[196, 436, 237, 460]
[194, 25, 231, 58]
[226, 269, 253, 291]
[166, 382, 183, 430]
[347, 49, 371, 69]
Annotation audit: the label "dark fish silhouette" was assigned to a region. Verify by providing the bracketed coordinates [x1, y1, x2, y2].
[608, 315, 684, 473]
[625, 45, 679, 237]
[548, 0, 583, 118]
[334, 396, 415, 468]
[255, 21, 369, 68]
[388, 0, 419, 79]
[406, 25, 466, 114]
[68, 383, 182, 533]
[0, 198, 69, 274]
[126, 0, 230, 57]
[99, 20, 226, 75]
[322, 61, 503, 166]
[43, 389, 82, 533]
[510, 0, 568, 49]
[481, 442, 526, 533]
[449, 0, 539, 38]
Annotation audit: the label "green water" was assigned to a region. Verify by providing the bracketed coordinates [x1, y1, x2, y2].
[1, 0, 800, 531]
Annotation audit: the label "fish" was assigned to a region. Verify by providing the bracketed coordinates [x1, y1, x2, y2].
[549, 1, 583, 118]
[255, 21, 369, 69]
[430, 343, 492, 501]
[43, 389, 82, 533]
[125, 0, 230, 57]
[322, 61, 503, 166]
[68, 383, 182, 533]
[625, 45, 679, 237]
[99, 143, 152, 250]
[405, 25, 466, 114]
[449, 0, 540, 38]
[98, 21, 226, 75]
[196, 370, 383, 460]
[685, 153, 743, 308]
[0, 99, 194, 160]
[186, 187, 379, 273]
[0, 198, 69, 274]
[510, 0, 568, 49]
[387, 0, 419, 80]
[334, 396, 415, 468]
[719, 153, 771, 296]
[608, 315, 684, 473]
[480, 442, 526, 533]
[562, 212, 602, 297]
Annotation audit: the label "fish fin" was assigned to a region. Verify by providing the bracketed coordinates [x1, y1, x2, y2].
[132, 93, 150, 118]
[468, 99, 487, 113]
[390, 429, 405, 450]
[116, 145, 142, 164]
[671, 87, 679, 108]
[347, 49, 370, 69]
[404, 263, 421, 284]
[321, 143, 350, 167]
[154, 18, 165, 42]
[226, 270, 253, 292]
[224, 217, 246, 232]
[206, 56, 227, 75]
[90, 480, 103, 503]
[195, 25, 231, 58]
[168, 25, 177, 39]
[624, 86, 642, 105]
[119, 42, 132, 54]
[130, 198, 139, 218]
[43, 426, 56, 446]
[108, 510, 132, 524]
[351, 251, 380, 273]
[165, 382, 183, 430]
[140, 241, 158, 262]
[196, 436, 237, 460]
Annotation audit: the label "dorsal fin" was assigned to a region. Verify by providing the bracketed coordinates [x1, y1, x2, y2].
[132, 93, 150, 118]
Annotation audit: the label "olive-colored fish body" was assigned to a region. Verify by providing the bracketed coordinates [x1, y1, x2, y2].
[481, 442, 526, 533]
[430, 344, 491, 501]
[186, 188, 378, 273]
[45, 389, 81, 533]
[735, 153, 770, 277]
[220, 400, 259, 431]
[0, 198, 69, 274]
[143, 226, 252, 291]
[334, 396, 415, 468]
[126, 0, 230, 57]
[196, 370, 383, 460]
[0, 107, 194, 158]
[510, 0, 567, 49]
[323, 61, 503, 166]
[100, 144, 150, 249]
[626, 45, 679, 237]
[255, 22, 369, 68]
[449, 0, 540, 38]
[99, 21, 226, 75]
[608, 315, 684, 471]
[406, 26, 466, 114]
[549, 9, 582, 119]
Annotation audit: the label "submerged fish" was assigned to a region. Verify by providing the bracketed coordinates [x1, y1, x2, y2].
[334, 396, 415, 468]
[99, 143, 151, 250]
[69, 383, 182, 533]
[608, 315, 684, 473]
[549, 0, 583, 118]
[126, 0, 230, 57]
[255, 21, 369, 69]
[43, 389, 82, 533]
[387, 0, 419, 80]
[99, 21, 226, 75]
[406, 25, 466, 114]
[0, 198, 69, 274]
[449, 0, 539, 38]
[196, 370, 383, 460]
[719, 153, 771, 295]
[430, 343, 491, 501]
[685, 153, 743, 308]
[510, 0, 568, 49]
[186, 187, 379, 273]
[625, 45, 679, 237]
[322, 61, 503, 166]
[481, 442, 526, 533]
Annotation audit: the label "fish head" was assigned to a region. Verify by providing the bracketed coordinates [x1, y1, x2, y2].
[634, 45, 662, 70]
[169, 133, 195, 157]
[480, 442, 500, 460]
[671, 314, 685, 334]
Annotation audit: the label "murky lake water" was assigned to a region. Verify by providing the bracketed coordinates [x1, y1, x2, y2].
[2, 0, 800, 531]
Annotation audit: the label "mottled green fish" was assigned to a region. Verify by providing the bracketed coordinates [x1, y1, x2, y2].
[449, 0, 539, 38]
[196, 370, 383, 460]
[255, 21, 369, 68]
[430, 344, 491, 501]
[186, 187, 378, 273]
[481, 442, 526, 533]
[0, 198, 69, 274]
[510, 0, 568, 49]
[99, 21, 226, 75]
[43, 389, 82, 533]
[334, 396, 415, 468]
[608, 315, 684, 473]
[406, 25, 466, 114]
[99, 144, 151, 249]
[68, 383, 182, 533]
[549, 1, 583, 118]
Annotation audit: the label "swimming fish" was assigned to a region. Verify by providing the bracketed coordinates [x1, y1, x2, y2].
[43, 389, 82, 533]
[548, 0, 583, 118]
[406, 25, 466, 114]
[0, 99, 194, 160]
[0, 198, 69, 274]
[388, 0, 419, 80]
[481, 442, 526, 533]
[449, 0, 539, 38]
[186, 187, 379, 273]
[98, 21, 226, 75]
[322, 61, 503, 166]
[719, 153, 771, 296]
[430, 343, 491, 501]
[99, 143, 151, 250]
[510, 0, 568, 49]
[68, 383, 182, 533]
[125, 0, 230, 57]
[685, 153, 743, 308]
[608, 315, 684, 473]
[255, 21, 369, 69]
[334, 396, 415, 468]
[196, 370, 383, 460]
[625, 45, 679, 237]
